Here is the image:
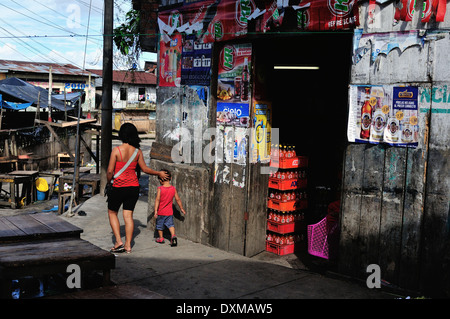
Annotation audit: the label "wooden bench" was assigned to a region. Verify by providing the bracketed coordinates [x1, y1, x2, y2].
[0, 238, 115, 298]
[0, 213, 82, 243]
[0, 213, 115, 299]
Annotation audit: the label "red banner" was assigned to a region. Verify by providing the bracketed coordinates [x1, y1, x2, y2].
[295, 0, 359, 31]
[158, 0, 359, 43]
[158, 0, 256, 43]
[159, 33, 182, 87]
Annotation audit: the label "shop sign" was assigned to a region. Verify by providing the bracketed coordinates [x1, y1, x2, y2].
[347, 85, 419, 148]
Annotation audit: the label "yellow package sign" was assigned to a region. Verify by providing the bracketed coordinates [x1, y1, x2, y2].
[251, 101, 272, 163]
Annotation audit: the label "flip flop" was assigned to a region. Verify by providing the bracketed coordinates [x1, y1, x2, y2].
[110, 244, 125, 253]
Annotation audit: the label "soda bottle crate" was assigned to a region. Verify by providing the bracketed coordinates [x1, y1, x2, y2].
[267, 220, 304, 234]
[270, 156, 308, 169]
[265, 241, 296, 256]
[268, 177, 307, 190]
[268, 198, 308, 211]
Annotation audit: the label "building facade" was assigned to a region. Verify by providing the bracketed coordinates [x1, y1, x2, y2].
[0, 60, 96, 113]
[136, 0, 450, 297]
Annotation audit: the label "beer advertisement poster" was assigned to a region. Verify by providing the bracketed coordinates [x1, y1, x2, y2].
[181, 35, 212, 86]
[217, 43, 252, 104]
[347, 85, 419, 148]
[159, 33, 182, 87]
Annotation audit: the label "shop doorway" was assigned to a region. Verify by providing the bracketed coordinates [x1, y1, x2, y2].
[254, 33, 352, 261]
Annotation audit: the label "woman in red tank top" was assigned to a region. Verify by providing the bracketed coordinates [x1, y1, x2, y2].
[107, 123, 168, 254]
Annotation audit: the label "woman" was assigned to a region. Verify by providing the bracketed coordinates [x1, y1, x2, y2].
[107, 123, 168, 254]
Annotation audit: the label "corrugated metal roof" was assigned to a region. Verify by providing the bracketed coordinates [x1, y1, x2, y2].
[0, 60, 97, 77]
[88, 69, 157, 85]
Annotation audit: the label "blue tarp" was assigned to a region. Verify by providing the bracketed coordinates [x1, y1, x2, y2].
[0, 77, 76, 111]
[2, 101, 33, 110]
[0, 94, 33, 110]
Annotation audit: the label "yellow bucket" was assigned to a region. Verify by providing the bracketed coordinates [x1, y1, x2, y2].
[36, 178, 49, 192]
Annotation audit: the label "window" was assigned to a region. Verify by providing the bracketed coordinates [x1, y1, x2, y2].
[138, 87, 145, 101]
[120, 88, 127, 101]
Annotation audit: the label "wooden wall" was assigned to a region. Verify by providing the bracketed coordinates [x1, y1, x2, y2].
[339, 3, 450, 296]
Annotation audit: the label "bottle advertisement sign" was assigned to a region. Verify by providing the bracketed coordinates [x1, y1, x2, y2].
[216, 43, 252, 128]
[347, 85, 419, 148]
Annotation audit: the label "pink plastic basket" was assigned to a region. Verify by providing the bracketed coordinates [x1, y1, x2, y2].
[307, 217, 337, 259]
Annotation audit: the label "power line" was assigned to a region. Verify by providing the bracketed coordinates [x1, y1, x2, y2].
[73, 0, 103, 14]
[0, 40, 34, 62]
[0, 17, 85, 69]
[0, 27, 59, 64]
[82, 0, 93, 73]
[0, 1, 80, 37]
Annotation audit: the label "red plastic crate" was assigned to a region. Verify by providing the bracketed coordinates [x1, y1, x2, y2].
[267, 220, 296, 234]
[268, 178, 298, 190]
[266, 241, 295, 256]
[268, 199, 308, 211]
[270, 156, 308, 169]
[268, 178, 307, 190]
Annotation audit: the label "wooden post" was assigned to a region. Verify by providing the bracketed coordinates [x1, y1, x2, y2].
[34, 92, 41, 128]
[48, 66, 52, 122]
[101, 0, 113, 195]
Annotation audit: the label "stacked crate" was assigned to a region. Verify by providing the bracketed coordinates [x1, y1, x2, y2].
[266, 148, 308, 255]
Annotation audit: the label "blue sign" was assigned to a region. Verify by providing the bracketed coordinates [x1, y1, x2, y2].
[216, 102, 250, 127]
[181, 35, 212, 86]
[393, 86, 418, 110]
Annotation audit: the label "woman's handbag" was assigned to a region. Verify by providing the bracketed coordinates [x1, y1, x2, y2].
[105, 148, 139, 200]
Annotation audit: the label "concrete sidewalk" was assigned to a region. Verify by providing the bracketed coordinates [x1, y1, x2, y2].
[54, 193, 395, 300]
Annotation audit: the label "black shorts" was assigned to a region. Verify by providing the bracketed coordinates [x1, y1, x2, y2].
[107, 186, 140, 212]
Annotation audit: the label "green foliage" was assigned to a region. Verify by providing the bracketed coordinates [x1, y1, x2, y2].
[113, 9, 141, 56]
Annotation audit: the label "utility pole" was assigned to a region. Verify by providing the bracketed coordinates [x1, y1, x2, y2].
[101, 0, 113, 195]
[48, 66, 52, 122]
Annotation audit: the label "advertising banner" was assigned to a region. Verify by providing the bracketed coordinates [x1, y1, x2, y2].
[159, 33, 182, 87]
[295, 0, 359, 31]
[217, 43, 252, 103]
[158, 0, 256, 44]
[216, 102, 250, 127]
[250, 101, 272, 163]
[181, 35, 213, 86]
[347, 85, 419, 148]
[216, 43, 252, 127]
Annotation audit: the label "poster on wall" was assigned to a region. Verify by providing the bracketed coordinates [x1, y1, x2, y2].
[217, 44, 252, 104]
[216, 102, 250, 127]
[250, 101, 272, 163]
[347, 85, 419, 148]
[181, 35, 212, 86]
[216, 43, 252, 128]
[159, 33, 182, 87]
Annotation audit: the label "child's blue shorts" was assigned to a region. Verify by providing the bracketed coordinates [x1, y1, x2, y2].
[156, 215, 174, 230]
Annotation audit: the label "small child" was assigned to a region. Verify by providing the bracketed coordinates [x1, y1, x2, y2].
[154, 169, 186, 246]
